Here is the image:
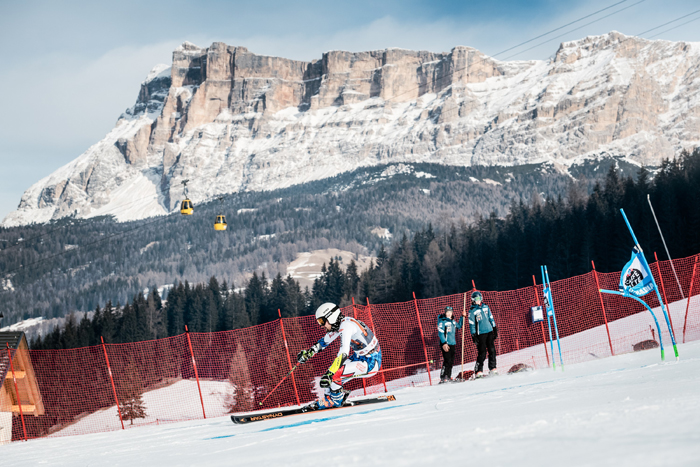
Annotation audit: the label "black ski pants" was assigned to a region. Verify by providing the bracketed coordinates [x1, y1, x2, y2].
[474, 331, 497, 372]
[440, 343, 455, 380]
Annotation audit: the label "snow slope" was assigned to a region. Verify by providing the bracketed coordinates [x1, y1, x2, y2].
[3, 340, 700, 466]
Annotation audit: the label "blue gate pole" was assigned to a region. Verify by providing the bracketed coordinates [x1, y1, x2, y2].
[541, 266, 556, 370]
[545, 266, 564, 370]
[620, 209, 679, 359]
[600, 289, 665, 361]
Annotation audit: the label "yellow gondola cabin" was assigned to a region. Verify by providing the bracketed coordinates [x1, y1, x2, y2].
[214, 214, 227, 231]
[180, 199, 193, 215]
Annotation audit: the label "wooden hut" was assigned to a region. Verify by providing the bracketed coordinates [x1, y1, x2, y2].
[1, 332, 44, 443]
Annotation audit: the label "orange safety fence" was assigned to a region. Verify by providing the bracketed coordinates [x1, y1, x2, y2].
[5, 253, 700, 442]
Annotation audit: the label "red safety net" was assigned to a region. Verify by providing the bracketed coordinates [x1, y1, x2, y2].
[5, 253, 700, 442]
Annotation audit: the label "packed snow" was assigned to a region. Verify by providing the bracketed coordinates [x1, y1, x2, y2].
[3, 339, 700, 465]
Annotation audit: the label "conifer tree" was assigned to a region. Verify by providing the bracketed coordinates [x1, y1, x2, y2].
[225, 342, 254, 413]
[116, 361, 147, 425]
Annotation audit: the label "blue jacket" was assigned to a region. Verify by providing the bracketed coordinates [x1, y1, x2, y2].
[469, 303, 496, 335]
[437, 314, 464, 345]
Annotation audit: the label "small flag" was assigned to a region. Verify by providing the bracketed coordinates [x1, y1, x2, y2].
[619, 247, 655, 297]
[543, 287, 553, 317]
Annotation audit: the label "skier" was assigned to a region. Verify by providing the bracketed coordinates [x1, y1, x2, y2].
[468, 291, 498, 377]
[296, 303, 382, 409]
[437, 305, 466, 383]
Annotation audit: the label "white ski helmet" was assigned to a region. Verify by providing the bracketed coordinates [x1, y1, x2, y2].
[315, 302, 342, 329]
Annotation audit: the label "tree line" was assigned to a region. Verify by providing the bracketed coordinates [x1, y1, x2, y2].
[30, 261, 362, 349]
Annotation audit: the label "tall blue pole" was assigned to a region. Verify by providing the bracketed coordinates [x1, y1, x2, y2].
[620, 209, 679, 359]
[600, 289, 665, 361]
[545, 266, 564, 370]
[541, 266, 556, 370]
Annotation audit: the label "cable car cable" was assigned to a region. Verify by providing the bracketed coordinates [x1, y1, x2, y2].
[492, 0, 630, 58]
[637, 8, 700, 36]
[501, 0, 647, 60]
[646, 14, 700, 39]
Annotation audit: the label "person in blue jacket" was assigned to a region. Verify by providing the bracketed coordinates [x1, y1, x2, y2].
[468, 291, 498, 377]
[437, 305, 466, 383]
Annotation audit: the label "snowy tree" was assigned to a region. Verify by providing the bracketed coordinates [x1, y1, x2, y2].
[226, 342, 254, 412]
[117, 362, 147, 425]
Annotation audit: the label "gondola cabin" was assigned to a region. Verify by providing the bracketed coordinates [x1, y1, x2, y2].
[1, 332, 45, 444]
[214, 215, 227, 231]
[180, 199, 194, 215]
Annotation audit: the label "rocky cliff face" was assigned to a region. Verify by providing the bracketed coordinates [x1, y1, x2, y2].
[4, 32, 700, 227]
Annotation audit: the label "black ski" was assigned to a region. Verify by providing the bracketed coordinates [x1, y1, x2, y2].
[231, 394, 397, 424]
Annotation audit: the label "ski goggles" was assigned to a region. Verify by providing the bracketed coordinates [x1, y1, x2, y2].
[316, 305, 339, 326]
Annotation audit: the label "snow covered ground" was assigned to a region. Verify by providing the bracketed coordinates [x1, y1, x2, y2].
[3, 340, 700, 466]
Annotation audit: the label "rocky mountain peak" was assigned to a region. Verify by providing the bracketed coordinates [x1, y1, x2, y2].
[3, 33, 700, 228]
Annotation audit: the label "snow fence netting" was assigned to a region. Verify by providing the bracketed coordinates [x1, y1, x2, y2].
[6, 253, 700, 441]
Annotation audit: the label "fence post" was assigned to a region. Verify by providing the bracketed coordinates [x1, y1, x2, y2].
[654, 252, 676, 337]
[278, 309, 301, 405]
[412, 292, 433, 386]
[592, 261, 614, 356]
[532, 275, 550, 367]
[185, 326, 206, 419]
[683, 255, 699, 343]
[365, 297, 388, 393]
[100, 336, 124, 430]
[6, 343, 27, 441]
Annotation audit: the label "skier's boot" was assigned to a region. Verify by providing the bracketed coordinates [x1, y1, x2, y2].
[339, 388, 351, 405]
[490, 368, 499, 376]
[317, 388, 348, 409]
[475, 371, 484, 379]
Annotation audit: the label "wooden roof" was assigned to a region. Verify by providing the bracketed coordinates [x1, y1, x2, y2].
[0, 332, 45, 416]
[0, 332, 24, 385]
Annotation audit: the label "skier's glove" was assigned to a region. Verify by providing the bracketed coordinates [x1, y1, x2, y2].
[297, 348, 315, 364]
[319, 370, 334, 388]
[472, 334, 479, 344]
[493, 327, 498, 339]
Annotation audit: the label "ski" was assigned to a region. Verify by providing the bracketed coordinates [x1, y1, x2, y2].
[231, 394, 397, 424]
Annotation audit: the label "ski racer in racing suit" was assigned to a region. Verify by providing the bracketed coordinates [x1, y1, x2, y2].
[297, 302, 382, 409]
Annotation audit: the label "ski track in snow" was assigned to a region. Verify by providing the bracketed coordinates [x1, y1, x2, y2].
[3, 340, 700, 466]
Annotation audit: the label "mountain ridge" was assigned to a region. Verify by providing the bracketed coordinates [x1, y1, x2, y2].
[3, 31, 700, 227]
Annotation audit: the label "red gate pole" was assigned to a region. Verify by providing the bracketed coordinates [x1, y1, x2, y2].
[278, 309, 301, 406]
[185, 326, 206, 419]
[6, 343, 27, 441]
[350, 299, 367, 395]
[654, 252, 676, 337]
[532, 276, 550, 367]
[683, 255, 699, 343]
[101, 336, 124, 430]
[592, 261, 614, 356]
[412, 292, 433, 386]
[365, 297, 388, 393]
[460, 291, 467, 379]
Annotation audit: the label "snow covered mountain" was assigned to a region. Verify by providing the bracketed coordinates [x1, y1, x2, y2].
[4, 32, 700, 227]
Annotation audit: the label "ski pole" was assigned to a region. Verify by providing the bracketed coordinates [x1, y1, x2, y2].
[259, 363, 301, 406]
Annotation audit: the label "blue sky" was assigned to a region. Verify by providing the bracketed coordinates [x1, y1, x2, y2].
[1, 0, 699, 222]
